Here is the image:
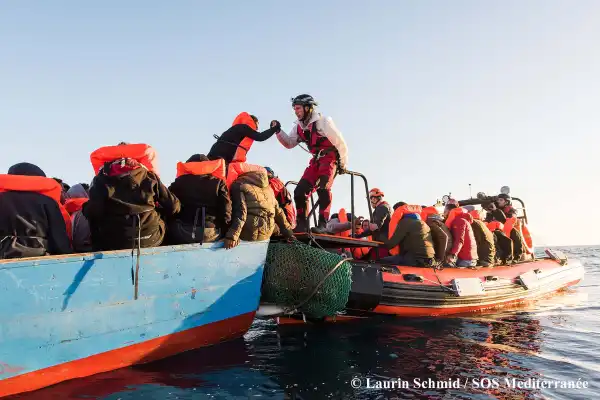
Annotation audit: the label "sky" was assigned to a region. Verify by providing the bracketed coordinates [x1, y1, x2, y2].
[1, 1, 599, 246]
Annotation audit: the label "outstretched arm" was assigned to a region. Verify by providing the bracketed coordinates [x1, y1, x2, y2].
[320, 117, 348, 169]
[276, 124, 300, 149]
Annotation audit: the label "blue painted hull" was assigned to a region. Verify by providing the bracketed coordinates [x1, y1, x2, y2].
[0, 240, 268, 397]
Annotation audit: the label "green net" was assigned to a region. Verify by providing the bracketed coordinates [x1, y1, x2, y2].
[262, 241, 353, 318]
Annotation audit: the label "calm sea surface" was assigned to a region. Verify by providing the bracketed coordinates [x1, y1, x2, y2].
[13, 247, 600, 400]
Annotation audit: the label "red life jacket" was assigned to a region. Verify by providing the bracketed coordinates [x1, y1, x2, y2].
[0, 174, 72, 240]
[268, 177, 296, 228]
[90, 143, 159, 176]
[64, 197, 88, 215]
[231, 112, 258, 163]
[176, 159, 226, 181]
[296, 122, 337, 160]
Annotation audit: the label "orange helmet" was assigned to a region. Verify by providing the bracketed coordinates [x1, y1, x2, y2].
[369, 188, 384, 198]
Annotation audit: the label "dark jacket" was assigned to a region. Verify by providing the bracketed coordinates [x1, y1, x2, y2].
[0, 191, 72, 259]
[370, 201, 392, 242]
[226, 171, 293, 242]
[83, 160, 180, 251]
[385, 215, 435, 260]
[471, 219, 496, 265]
[449, 213, 478, 261]
[167, 173, 232, 244]
[208, 124, 278, 164]
[426, 215, 453, 261]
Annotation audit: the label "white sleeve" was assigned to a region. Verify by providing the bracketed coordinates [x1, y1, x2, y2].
[276, 124, 299, 149]
[320, 117, 348, 168]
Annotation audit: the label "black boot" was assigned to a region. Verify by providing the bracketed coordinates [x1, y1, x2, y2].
[311, 216, 328, 234]
[294, 215, 308, 234]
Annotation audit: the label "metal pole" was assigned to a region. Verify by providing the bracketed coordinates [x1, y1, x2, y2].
[351, 174, 355, 237]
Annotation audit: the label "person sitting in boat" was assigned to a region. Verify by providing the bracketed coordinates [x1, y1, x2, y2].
[207, 112, 281, 166]
[83, 146, 181, 251]
[393, 201, 407, 210]
[469, 210, 496, 267]
[265, 166, 296, 229]
[381, 213, 435, 266]
[424, 210, 453, 266]
[53, 177, 70, 204]
[486, 221, 514, 265]
[444, 204, 478, 267]
[65, 184, 92, 253]
[354, 188, 392, 242]
[167, 154, 232, 244]
[0, 163, 72, 259]
[224, 168, 294, 249]
[275, 94, 349, 234]
[326, 211, 352, 234]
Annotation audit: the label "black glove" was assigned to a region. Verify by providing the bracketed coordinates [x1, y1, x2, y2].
[270, 120, 281, 132]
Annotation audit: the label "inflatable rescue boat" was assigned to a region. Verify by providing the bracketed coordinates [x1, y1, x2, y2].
[261, 183, 585, 324]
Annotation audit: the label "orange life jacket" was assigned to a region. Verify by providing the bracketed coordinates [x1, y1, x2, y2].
[90, 143, 159, 176]
[226, 162, 267, 188]
[445, 207, 465, 228]
[176, 159, 226, 181]
[420, 206, 438, 221]
[388, 204, 422, 256]
[486, 221, 504, 232]
[64, 197, 88, 215]
[231, 112, 258, 163]
[337, 208, 351, 238]
[0, 174, 72, 240]
[468, 209, 483, 221]
[504, 217, 534, 254]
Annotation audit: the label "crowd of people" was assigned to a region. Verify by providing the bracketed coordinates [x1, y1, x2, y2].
[0, 93, 533, 268]
[324, 190, 534, 268]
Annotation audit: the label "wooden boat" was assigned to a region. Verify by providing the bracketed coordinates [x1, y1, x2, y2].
[0, 241, 268, 397]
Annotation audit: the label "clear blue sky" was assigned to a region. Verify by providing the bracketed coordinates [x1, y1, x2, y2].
[2, 1, 599, 245]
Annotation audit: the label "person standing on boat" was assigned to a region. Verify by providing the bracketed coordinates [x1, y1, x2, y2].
[275, 94, 348, 234]
[0, 163, 72, 259]
[208, 112, 281, 165]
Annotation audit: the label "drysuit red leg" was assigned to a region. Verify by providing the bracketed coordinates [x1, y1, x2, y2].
[293, 157, 337, 232]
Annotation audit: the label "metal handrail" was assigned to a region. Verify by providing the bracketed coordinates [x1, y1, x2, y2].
[285, 181, 318, 227]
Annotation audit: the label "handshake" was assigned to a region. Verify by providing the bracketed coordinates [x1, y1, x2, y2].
[270, 120, 281, 133]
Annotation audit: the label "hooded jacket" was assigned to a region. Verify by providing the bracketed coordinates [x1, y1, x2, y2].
[426, 214, 453, 261]
[470, 216, 496, 265]
[226, 171, 293, 242]
[168, 161, 232, 244]
[0, 163, 72, 259]
[449, 213, 478, 261]
[65, 184, 92, 253]
[385, 214, 435, 260]
[275, 107, 348, 170]
[83, 159, 180, 250]
[208, 112, 279, 164]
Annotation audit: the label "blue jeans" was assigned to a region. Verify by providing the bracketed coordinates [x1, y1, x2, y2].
[456, 259, 477, 267]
